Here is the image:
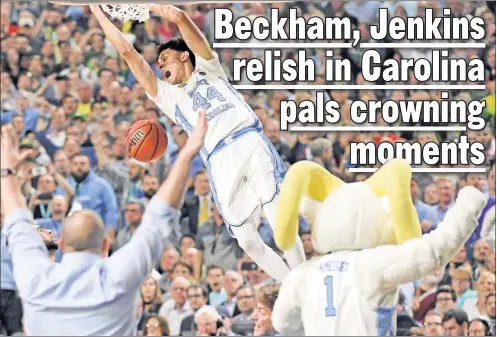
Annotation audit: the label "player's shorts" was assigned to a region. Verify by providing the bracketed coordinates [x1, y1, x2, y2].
[202, 127, 287, 228]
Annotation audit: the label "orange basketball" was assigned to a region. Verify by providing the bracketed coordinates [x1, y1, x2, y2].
[125, 120, 168, 162]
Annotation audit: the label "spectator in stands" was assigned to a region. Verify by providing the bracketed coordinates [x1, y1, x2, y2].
[217, 271, 244, 318]
[43, 108, 68, 147]
[143, 315, 170, 337]
[411, 177, 432, 223]
[240, 260, 260, 286]
[179, 284, 208, 336]
[171, 261, 194, 284]
[434, 286, 457, 316]
[468, 318, 491, 336]
[396, 291, 419, 336]
[464, 271, 496, 320]
[28, 172, 59, 219]
[194, 305, 232, 336]
[450, 264, 478, 309]
[136, 296, 150, 336]
[181, 168, 212, 235]
[158, 276, 192, 336]
[263, 118, 291, 167]
[426, 177, 456, 228]
[94, 155, 146, 212]
[53, 150, 72, 179]
[115, 199, 145, 250]
[195, 203, 243, 277]
[253, 283, 281, 336]
[63, 152, 119, 240]
[423, 183, 439, 206]
[413, 269, 444, 322]
[486, 252, 496, 275]
[142, 173, 160, 204]
[485, 293, 496, 335]
[141, 276, 163, 316]
[205, 265, 227, 307]
[309, 137, 333, 170]
[472, 239, 493, 279]
[442, 309, 469, 336]
[35, 194, 68, 241]
[423, 311, 444, 336]
[29, 171, 71, 220]
[231, 285, 257, 336]
[157, 248, 180, 294]
[183, 248, 198, 272]
[180, 234, 195, 258]
[300, 230, 318, 261]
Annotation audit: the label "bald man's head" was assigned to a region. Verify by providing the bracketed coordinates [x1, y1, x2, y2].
[60, 210, 109, 256]
[171, 276, 189, 305]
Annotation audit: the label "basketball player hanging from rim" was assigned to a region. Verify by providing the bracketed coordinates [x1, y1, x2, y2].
[90, 4, 305, 282]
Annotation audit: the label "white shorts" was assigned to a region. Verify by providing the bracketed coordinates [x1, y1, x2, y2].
[203, 130, 287, 227]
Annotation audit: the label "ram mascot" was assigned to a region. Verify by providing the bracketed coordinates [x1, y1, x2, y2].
[271, 159, 488, 336]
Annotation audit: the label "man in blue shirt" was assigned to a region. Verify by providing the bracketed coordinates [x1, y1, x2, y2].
[1, 221, 59, 335]
[56, 153, 119, 241]
[411, 177, 432, 223]
[426, 177, 456, 230]
[0, 111, 208, 335]
[0, 96, 40, 136]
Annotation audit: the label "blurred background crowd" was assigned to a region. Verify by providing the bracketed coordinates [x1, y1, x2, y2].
[0, 0, 496, 336]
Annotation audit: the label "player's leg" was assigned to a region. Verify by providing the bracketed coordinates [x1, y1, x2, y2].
[263, 197, 306, 269]
[229, 214, 291, 282]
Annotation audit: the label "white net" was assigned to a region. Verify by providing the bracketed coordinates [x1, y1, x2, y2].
[100, 4, 152, 23]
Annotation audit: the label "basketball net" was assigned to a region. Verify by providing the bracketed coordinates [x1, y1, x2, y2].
[92, 1, 294, 23]
[101, 4, 152, 22]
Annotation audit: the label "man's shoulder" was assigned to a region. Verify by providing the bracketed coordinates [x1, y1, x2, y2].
[160, 298, 176, 312]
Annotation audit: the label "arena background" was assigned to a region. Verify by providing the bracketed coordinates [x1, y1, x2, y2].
[0, 0, 495, 336]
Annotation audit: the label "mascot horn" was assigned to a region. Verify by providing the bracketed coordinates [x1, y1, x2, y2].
[275, 158, 422, 254]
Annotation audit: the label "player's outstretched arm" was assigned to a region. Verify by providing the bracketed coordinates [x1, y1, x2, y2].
[106, 112, 208, 289]
[155, 110, 208, 208]
[150, 5, 214, 61]
[357, 186, 487, 293]
[90, 5, 158, 96]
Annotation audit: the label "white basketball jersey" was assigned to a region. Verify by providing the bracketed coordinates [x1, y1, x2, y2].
[146, 53, 259, 156]
[302, 252, 397, 336]
[273, 250, 398, 336]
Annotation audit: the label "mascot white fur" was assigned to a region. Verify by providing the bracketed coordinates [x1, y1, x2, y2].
[271, 159, 488, 336]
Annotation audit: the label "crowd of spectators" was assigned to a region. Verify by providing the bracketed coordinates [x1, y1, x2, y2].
[0, 0, 496, 336]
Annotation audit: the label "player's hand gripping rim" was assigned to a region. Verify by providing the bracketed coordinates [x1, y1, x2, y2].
[149, 5, 183, 24]
[183, 110, 208, 157]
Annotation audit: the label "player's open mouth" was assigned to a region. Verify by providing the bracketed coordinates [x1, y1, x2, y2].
[163, 70, 171, 79]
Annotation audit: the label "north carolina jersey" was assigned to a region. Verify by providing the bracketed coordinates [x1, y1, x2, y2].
[273, 251, 398, 336]
[146, 52, 259, 156]
[272, 186, 487, 336]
